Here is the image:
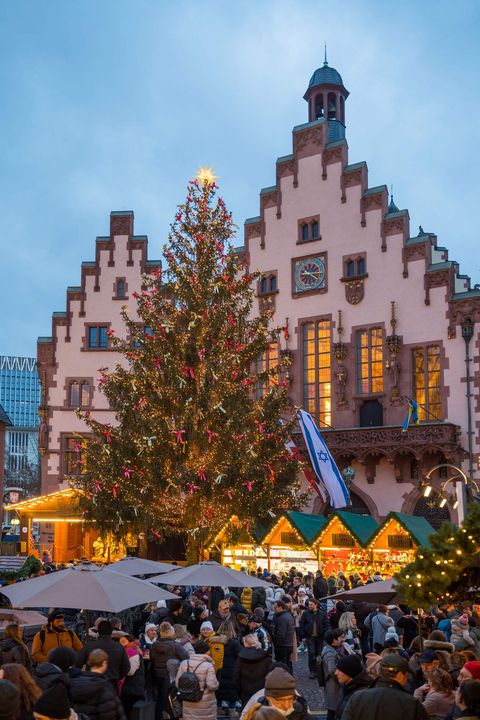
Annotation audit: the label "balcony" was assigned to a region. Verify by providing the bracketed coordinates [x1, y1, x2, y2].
[293, 421, 464, 464]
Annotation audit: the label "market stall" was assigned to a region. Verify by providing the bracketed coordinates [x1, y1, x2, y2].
[367, 512, 435, 575]
[206, 515, 270, 571]
[261, 511, 327, 574]
[313, 510, 378, 576]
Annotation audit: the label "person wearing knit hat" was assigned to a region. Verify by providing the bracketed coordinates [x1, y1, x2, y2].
[160, 622, 176, 639]
[459, 660, 480, 683]
[0, 679, 20, 720]
[450, 614, 477, 653]
[335, 655, 374, 720]
[33, 679, 72, 720]
[150, 620, 190, 720]
[187, 605, 209, 639]
[199, 620, 215, 640]
[139, 623, 158, 701]
[256, 668, 311, 720]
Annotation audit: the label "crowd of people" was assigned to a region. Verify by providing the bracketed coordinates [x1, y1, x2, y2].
[0, 565, 480, 720]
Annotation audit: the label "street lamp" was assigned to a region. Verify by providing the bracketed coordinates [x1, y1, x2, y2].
[461, 317, 475, 484]
[424, 463, 480, 525]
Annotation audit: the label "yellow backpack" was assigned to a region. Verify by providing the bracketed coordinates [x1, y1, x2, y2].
[209, 637, 225, 672]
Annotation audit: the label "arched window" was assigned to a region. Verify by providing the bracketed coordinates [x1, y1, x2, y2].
[270, 275, 277, 292]
[302, 224, 309, 242]
[339, 96, 345, 123]
[80, 382, 90, 407]
[70, 382, 79, 407]
[311, 221, 319, 239]
[413, 494, 450, 530]
[327, 93, 337, 120]
[348, 491, 371, 515]
[346, 260, 355, 278]
[357, 257, 366, 276]
[314, 94, 324, 119]
[116, 279, 126, 298]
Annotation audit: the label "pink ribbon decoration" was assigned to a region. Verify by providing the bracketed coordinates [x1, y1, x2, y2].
[153, 358, 162, 369]
[206, 429, 219, 444]
[104, 429, 112, 444]
[187, 483, 200, 494]
[173, 429, 186, 444]
[112, 484, 119, 498]
[138, 396, 147, 409]
[242, 481, 254, 492]
[233, 434, 244, 440]
[198, 347, 205, 361]
[72, 441, 82, 454]
[226, 490, 233, 500]
[257, 422, 265, 435]
[180, 366, 195, 379]
[198, 468, 207, 482]
[93, 479, 102, 492]
[152, 529, 161, 538]
[123, 467, 132, 479]
[176, 212, 183, 222]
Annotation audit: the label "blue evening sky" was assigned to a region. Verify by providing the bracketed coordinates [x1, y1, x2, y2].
[0, 1, 479, 357]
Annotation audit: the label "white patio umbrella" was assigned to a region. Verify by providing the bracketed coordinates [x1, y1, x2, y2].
[0, 561, 177, 613]
[148, 560, 272, 588]
[321, 578, 402, 604]
[105, 556, 178, 576]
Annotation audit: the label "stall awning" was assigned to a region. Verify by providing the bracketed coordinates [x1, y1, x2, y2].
[207, 515, 273, 550]
[4, 488, 83, 521]
[262, 511, 327, 546]
[368, 512, 435, 550]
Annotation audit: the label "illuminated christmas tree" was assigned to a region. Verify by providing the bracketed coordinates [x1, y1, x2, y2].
[74, 170, 306, 551]
[395, 503, 480, 607]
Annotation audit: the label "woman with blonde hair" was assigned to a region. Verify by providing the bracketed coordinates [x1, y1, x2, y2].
[174, 624, 194, 655]
[243, 705, 284, 720]
[413, 667, 455, 720]
[0, 663, 41, 719]
[338, 612, 361, 655]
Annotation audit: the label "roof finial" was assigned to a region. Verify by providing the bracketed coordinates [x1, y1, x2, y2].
[324, 43, 328, 66]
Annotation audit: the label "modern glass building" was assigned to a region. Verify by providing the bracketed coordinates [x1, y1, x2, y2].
[0, 356, 41, 499]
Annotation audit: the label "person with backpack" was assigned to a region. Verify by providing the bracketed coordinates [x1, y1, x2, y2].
[364, 605, 394, 653]
[176, 639, 219, 720]
[31, 610, 83, 665]
[150, 622, 189, 720]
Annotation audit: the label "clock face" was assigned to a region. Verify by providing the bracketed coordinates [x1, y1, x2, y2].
[294, 256, 326, 293]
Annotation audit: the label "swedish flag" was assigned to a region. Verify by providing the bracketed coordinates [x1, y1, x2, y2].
[402, 398, 420, 432]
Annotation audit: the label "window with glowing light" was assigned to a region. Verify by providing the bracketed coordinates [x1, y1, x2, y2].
[412, 345, 442, 421]
[356, 328, 383, 394]
[256, 342, 279, 398]
[64, 437, 85, 476]
[302, 320, 332, 427]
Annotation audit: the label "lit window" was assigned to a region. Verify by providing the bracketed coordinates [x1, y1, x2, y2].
[302, 320, 331, 427]
[413, 345, 442, 421]
[356, 328, 383, 394]
[256, 342, 279, 398]
[88, 326, 108, 349]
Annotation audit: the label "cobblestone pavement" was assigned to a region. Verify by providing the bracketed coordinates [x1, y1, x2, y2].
[292, 647, 325, 712]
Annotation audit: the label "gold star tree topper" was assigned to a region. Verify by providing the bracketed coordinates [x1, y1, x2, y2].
[196, 166, 218, 185]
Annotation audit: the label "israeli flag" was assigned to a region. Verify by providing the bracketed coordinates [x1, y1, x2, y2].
[298, 410, 350, 509]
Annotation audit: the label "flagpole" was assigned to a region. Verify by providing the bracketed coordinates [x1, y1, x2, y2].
[403, 396, 444, 424]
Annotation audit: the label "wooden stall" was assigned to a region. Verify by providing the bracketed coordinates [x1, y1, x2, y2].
[4, 489, 126, 564]
[206, 515, 270, 571]
[262, 511, 327, 574]
[367, 512, 435, 575]
[313, 510, 379, 576]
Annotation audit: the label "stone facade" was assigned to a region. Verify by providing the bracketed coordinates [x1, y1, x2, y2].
[37, 211, 160, 495]
[243, 62, 479, 521]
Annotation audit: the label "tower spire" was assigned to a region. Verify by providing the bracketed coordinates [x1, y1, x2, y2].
[324, 43, 328, 66]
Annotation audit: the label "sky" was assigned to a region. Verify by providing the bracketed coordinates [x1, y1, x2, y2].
[0, 0, 479, 358]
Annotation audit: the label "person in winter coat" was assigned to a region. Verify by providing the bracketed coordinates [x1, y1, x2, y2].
[320, 629, 347, 720]
[338, 613, 362, 656]
[0, 663, 41, 719]
[139, 622, 158, 700]
[215, 622, 242, 715]
[334, 654, 374, 720]
[188, 606, 209, 639]
[397, 609, 422, 650]
[75, 620, 130, 689]
[212, 600, 232, 632]
[364, 605, 394, 653]
[251, 587, 267, 611]
[241, 588, 253, 614]
[176, 639, 219, 720]
[69, 648, 127, 720]
[31, 610, 83, 665]
[174, 624, 195, 655]
[330, 601, 346, 630]
[150, 622, 189, 720]
[455, 678, 480, 720]
[451, 616, 480, 656]
[299, 599, 329, 678]
[246, 616, 272, 654]
[252, 667, 314, 720]
[0, 623, 32, 673]
[313, 571, 328, 601]
[118, 635, 145, 717]
[34, 646, 76, 691]
[272, 601, 295, 672]
[233, 635, 273, 707]
[341, 654, 428, 720]
[413, 667, 455, 720]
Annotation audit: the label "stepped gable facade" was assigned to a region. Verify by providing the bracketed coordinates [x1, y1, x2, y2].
[243, 60, 479, 520]
[37, 211, 161, 495]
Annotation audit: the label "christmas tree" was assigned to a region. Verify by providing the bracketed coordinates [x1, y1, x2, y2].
[74, 169, 307, 550]
[395, 503, 480, 607]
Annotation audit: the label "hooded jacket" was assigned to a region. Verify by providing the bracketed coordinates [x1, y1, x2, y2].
[34, 662, 64, 690]
[150, 637, 189, 678]
[233, 647, 273, 706]
[69, 671, 127, 720]
[0, 637, 32, 670]
[336, 670, 374, 719]
[75, 635, 130, 684]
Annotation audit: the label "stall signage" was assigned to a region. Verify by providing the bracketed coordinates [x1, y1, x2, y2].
[332, 533, 355, 547]
[387, 534, 413, 549]
[281, 531, 303, 546]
